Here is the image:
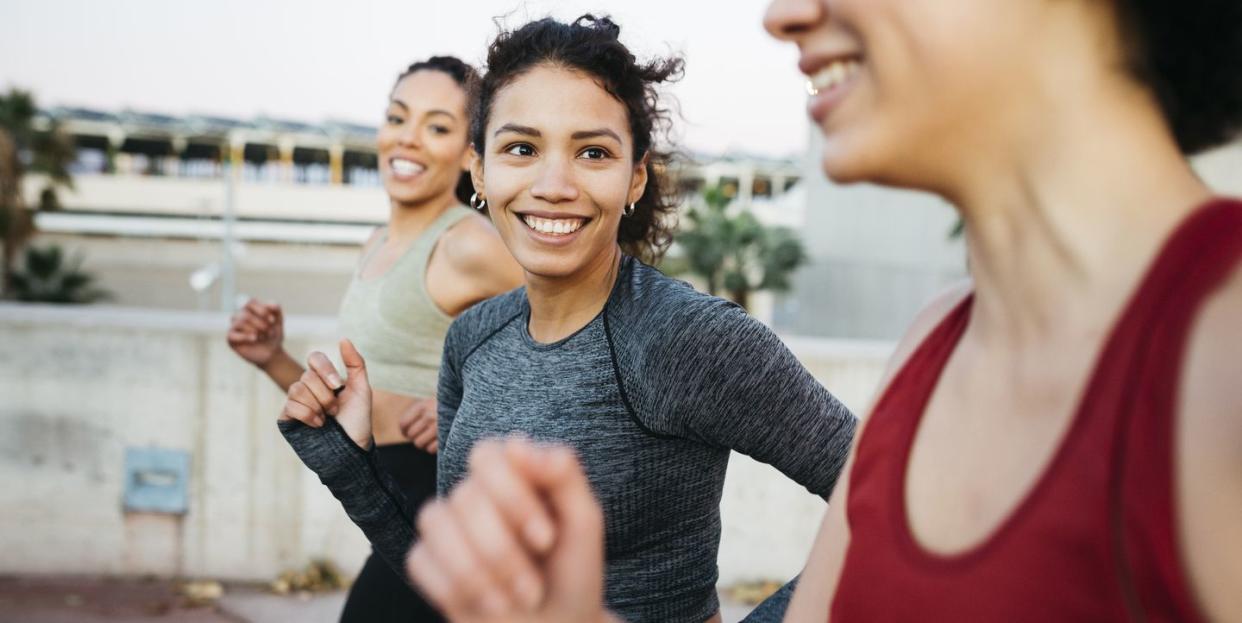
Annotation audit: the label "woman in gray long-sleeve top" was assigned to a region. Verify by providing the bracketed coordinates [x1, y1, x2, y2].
[277, 15, 856, 623]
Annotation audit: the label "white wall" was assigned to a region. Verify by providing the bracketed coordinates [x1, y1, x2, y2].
[0, 304, 889, 585]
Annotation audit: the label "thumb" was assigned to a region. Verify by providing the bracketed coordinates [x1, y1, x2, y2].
[339, 339, 368, 385]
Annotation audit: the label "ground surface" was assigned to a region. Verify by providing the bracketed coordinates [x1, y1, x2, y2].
[0, 577, 755, 622]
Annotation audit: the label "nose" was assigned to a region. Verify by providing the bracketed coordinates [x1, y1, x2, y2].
[763, 0, 824, 41]
[396, 123, 422, 149]
[529, 156, 579, 204]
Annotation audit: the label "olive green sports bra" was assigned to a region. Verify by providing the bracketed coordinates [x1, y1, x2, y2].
[337, 205, 474, 397]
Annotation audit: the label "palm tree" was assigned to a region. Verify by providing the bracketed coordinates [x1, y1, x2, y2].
[674, 184, 808, 310]
[9, 244, 109, 304]
[0, 88, 76, 297]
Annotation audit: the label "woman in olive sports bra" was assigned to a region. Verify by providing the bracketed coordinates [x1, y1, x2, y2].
[225, 57, 522, 623]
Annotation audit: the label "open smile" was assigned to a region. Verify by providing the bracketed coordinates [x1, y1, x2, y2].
[513, 211, 592, 244]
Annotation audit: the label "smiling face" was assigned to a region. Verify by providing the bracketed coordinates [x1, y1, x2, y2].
[377, 70, 471, 207]
[764, 0, 1054, 190]
[473, 64, 647, 280]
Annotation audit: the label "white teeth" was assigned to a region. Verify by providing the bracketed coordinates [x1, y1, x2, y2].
[520, 214, 585, 236]
[806, 58, 861, 96]
[390, 158, 425, 176]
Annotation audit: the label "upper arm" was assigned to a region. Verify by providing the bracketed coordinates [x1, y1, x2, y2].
[1177, 268, 1242, 622]
[786, 438, 857, 623]
[785, 282, 972, 621]
[649, 302, 855, 497]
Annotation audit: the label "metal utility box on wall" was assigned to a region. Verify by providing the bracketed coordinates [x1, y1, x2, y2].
[122, 447, 190, 514]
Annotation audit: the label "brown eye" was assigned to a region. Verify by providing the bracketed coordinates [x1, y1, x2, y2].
[579, 147, 609, 160]
[505, 144, 536, 157]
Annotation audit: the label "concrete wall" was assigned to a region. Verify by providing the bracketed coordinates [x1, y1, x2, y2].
[0, 304, 890, 586]
[776, 138, 1242, 341]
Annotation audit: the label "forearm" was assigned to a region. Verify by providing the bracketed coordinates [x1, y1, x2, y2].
[278, 418, 419, 582]
[261, 349, 304, 393]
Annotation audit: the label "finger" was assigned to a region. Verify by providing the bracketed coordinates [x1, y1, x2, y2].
[448, 480, 544, 610]
[470, 438, 557, 554]
[407, 543, 456, 615]
[416, 500, 507, 616]
[263, 301, 283, 325]
[522, 444, 604, 546]
[298, 369, 337, 416]
[512, 444, 605, 593]
[246, 299, 275, 324]
[339, 339, 368, 387]
[306, 351, 344, 391]
[282, 388, 324, 427]
[233, 312, 268, 337]
[412, 427, 437, 450]
[226, 329, 251, 346]
[428, 439, 438, 454]
[403, 416, 432, 441]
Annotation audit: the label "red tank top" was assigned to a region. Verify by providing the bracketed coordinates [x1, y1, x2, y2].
[831, 198, 1242, 622]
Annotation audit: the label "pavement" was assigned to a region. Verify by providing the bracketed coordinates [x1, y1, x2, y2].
[0, 577, 755, 622]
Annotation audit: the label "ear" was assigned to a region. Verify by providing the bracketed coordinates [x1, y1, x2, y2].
[627, 151, 649, 206]
[468, 147, 485, 198]
[460, 144, 475, 173]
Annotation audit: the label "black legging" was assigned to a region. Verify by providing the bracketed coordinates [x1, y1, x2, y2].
[339, 443, 443, 623]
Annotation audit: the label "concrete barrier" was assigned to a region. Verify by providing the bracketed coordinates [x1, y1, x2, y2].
[0, 303, 890, 585]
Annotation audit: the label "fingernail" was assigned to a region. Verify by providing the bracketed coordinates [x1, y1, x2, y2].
[524, 518, 553, 551]
[328, 373, 343, 388]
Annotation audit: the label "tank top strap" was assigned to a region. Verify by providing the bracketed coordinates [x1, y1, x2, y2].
[1113, 197, 1242, 621]
[402, 204, 475, 270]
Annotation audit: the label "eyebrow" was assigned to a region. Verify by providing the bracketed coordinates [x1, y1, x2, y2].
[493, 123, 540, 138]
[492, 124, 623, 144]
[388, 99, 457, 120]
[571, 128, 623, 143]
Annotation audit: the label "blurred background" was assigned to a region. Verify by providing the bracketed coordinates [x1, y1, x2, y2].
[2, 1, 1240, 621]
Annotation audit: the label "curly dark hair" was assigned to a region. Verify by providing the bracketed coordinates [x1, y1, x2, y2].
[1117, 1, 1242, 154]
[470, 15, 684, 263]
[394, 56, 480, 205]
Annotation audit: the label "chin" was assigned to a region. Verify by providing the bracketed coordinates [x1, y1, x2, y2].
[511, 247, 588, 280]
[817, 132, 889, 186]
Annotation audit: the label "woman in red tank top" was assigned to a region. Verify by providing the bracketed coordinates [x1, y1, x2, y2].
[331, 1, 1242, 622]
[757, 0, 1242, 621]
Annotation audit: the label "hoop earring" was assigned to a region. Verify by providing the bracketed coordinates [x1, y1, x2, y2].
[623, 202, 636, 217]
[469, 192, 487, 212]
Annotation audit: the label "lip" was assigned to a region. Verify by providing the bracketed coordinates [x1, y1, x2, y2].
[511, 210, 592, 246]
[798, 51, 862, 77]
[385, 155, 427, 182]
[800, 52, 864, 125]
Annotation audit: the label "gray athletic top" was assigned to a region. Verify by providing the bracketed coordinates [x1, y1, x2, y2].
[280, 255, 856, 622]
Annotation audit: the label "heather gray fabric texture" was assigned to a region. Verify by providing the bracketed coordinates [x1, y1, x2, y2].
[279, 255, 856, 622]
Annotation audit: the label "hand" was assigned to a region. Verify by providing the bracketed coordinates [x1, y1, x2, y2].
[278, 339, 373, 449]
[399, 397, 439, 454]
[226, 298, 285, 367]
[407, 437, 613, 623]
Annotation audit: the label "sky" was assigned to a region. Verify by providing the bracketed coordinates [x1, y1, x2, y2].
[0, 0, 812, 158]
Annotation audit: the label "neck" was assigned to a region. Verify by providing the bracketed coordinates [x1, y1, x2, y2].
[525, 245, 624, 343]
[386, 191, 458, 241]
[947, 74, 1210, 348]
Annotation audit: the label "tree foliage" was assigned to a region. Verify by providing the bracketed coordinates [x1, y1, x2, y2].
[674, 184, 808, 309]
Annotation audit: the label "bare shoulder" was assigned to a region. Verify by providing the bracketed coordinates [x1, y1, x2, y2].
[437, 213, 524, 291]
[871, 280, 973, 404]
[1177, 262, 1242, 622]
